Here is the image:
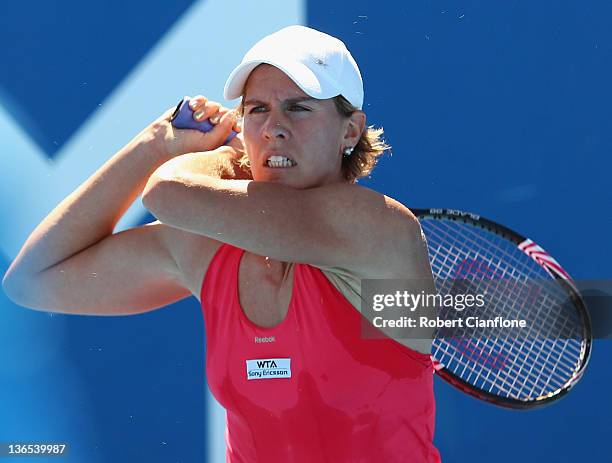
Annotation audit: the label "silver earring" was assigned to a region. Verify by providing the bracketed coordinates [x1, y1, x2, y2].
[343, 146, 354, 157]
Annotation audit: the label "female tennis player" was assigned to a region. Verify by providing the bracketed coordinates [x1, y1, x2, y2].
[3, 26, 441, 462]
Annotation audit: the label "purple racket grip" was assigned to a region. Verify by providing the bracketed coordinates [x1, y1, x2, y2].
[170, 96, 237, 145]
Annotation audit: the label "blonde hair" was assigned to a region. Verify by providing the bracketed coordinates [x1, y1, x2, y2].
[332, 95, 389, 183]
[235, 95, 390, 183]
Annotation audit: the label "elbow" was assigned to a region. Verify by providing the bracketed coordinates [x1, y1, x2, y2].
[142, 176, 179, 224]
[142, 175, 164, 212]
[142, 157, 179, 208]
[2, 271, 15, 301]
[3, 271, 35, 309]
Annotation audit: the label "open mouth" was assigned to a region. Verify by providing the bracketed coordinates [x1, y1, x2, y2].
[264, 155, 298, 168]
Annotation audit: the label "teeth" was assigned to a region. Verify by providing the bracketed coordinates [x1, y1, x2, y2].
[266, 155, 296, 168]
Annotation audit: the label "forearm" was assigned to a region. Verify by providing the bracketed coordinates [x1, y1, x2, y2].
[5, 131, 170, 278]
[165, 147, 252, 181]
[150, 146, 253, 187]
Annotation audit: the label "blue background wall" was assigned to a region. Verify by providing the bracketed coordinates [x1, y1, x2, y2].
[1, 1, 610, 462]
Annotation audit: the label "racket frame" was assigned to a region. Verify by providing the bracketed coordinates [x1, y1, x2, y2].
[412, 208, 592, 409]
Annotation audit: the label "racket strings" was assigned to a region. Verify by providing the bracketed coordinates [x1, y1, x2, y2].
[423, 218, 586, 401]
[429, 223, 578, 345]
[428, 234, 580, 396]
[427, 220, 580, 338]
[432, 252, 580, 396]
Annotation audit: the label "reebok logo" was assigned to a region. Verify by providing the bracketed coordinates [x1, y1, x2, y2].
[254, 336, 275, 343]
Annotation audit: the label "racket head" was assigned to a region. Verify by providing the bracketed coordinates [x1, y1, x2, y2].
[412, 208, 592, 409]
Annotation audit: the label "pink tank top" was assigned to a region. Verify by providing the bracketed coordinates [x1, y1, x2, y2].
[200, 243, 441, 463]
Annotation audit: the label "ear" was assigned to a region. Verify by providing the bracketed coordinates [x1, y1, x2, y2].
[342, 110, 366, 148]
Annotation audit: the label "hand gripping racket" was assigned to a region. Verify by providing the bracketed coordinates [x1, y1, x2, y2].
[170, 96, 238, 144]
[414, 208, 592, 409]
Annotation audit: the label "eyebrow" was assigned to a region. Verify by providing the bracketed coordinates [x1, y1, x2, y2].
[243, 97, 318, 107]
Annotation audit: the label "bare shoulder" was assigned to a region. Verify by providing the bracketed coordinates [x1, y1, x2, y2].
[335, 185, 426, 279]
[378, 190, 421, 234]
[148, 220, 223, 302]
[316, 189, 434, 354]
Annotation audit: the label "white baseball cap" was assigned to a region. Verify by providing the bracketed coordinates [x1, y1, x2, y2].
[223, 25, 364, 110]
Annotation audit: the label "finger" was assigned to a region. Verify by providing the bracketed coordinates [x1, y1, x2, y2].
[231, 104, 243, 132]
[189, 95, 207, 111]
[193, 101, 221, 122]
[215, 106, 231, 116]
[227, 111, 242, 133]
[221, 110, 238, 133]
[209, 111, 222, 125]
[224, 106, 242, 132]
[210, 106, 230, 125]
[211, 107, 241, 132]
[207, 110, 235, 143]
[210, 107, 240, 132]
[233, 115, 243, 133]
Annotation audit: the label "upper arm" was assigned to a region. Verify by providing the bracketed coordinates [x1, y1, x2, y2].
[3, 222, 194, 316]
[143, 175, 428, 279]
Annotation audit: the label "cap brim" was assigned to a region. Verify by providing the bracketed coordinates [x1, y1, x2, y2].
[223, 58, 340, 102]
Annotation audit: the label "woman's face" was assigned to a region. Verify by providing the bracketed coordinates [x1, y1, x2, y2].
[242, 64, 351, 189]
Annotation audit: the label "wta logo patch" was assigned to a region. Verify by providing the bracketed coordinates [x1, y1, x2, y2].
[246, 358, 291, 380]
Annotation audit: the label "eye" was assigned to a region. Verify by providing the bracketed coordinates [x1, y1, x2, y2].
[247, 106, 267, 114]
[289, 104, 310, 112]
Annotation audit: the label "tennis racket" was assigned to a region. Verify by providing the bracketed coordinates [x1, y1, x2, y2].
[414, 208, 592, 409]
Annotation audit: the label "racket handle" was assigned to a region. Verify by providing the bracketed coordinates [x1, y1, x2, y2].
[170, 96, 237, 145]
